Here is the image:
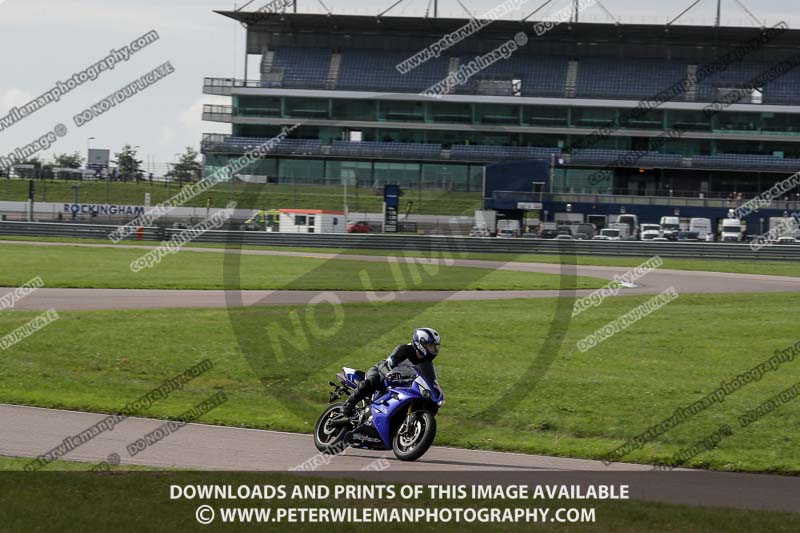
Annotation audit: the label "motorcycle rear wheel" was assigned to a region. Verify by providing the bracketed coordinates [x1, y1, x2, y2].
[313, 402, 349, 454]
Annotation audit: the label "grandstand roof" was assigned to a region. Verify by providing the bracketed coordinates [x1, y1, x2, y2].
[218, 11, 800, 54]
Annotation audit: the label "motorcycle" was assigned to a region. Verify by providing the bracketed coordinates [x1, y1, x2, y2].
[313, 360, 444, 461]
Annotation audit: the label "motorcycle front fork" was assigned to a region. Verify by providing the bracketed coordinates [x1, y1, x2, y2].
[400, 404, 416, 436]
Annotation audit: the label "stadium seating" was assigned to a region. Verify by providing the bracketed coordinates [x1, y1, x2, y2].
[330, 141, 441, 159]
[256, 46, 800, 105]
[454, 55, 569, 97]
[450, 145, 561, 161]
[268, 47, 333, 89]
[571, 149, 683, 167]
[689, 153, 800, 171]
[337, 50, 450, 92]
[223, 136, 323, 155]
[575, 58, 687, 100]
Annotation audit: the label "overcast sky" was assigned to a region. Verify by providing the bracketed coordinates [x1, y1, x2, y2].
[0, 0, 795, 166]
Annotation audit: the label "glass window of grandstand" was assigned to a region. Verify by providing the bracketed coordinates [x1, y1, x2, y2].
[331, 99, 376, 122]
[236, 158, 278, 183]
[571, 107, 616, 129]
[521, 134, 562, 149]
[421, 164, 469, 191]
[203, 154, 231, 178]
[285, 98, 329, 119]
[425, 129, 469, 148]
[378, 101, 424, 122]
[619, 108, 663, 130]
[235, 125, 287, 138]
[716, 111, 761, 132]
[476, 104, 519, 125]
[523, 106, 568, 127]
[325, 161, 372, 186]
[663, 138, 710, 156]
[667, 110, 711, 132]
[552, 168, 611, 194]
[236, 96, 281, 118]
[376, 129, 423, 143]
[373, 162, 419, 188]
[470, 133, 516, 146]
[468, 166, 483, 191]
[760, 112, 800, 135]
[430, 102, 471, 124]
[716, 139, 800, 159]
[278, 159, 325, 186]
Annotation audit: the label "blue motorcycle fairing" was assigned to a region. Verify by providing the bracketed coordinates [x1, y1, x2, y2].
[370, 387, 420, 447]
[341, 361, 444, 449]
[342, 367, 364, 388]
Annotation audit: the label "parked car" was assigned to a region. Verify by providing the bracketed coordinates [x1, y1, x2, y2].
[469, 226, 491, 237]
[598, 228, 622, 240]
[776, 236, 799, 245]
[677, 231, 700, 241]
[540, 229, 559, 239]
[555, 234, 574, 240]
[347, 221, 373, 233]
[497, 229, 518, 238]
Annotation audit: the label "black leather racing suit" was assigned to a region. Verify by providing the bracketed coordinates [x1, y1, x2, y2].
[341, 343, 435, 414]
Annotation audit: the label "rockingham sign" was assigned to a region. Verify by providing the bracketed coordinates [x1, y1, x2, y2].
[64, 203, 146, 216]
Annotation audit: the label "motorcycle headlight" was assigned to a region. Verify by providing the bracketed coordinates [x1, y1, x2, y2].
[438, 399, 445, 407]
[421, 388, 431, 399]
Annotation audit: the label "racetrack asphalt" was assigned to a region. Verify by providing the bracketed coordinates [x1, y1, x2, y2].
[3, 241, 800, 514]
[2, 240, 798, 310]
[2, 403, 800, 513]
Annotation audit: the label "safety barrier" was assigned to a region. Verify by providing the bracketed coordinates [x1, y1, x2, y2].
[1, 221, 799, 261]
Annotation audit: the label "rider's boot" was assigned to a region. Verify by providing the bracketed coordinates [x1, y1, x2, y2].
[331, 388, 363, 426]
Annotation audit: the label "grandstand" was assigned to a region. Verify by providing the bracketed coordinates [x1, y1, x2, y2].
[202, 11, 800, 224]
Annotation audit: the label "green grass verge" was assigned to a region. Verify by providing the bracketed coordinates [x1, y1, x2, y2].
[1, 293, 798, 473]
[0, 243, 603, 290]
[2, 235, 798, 277]
[0, 178, 481, 215]
[2, 471, 798, 532]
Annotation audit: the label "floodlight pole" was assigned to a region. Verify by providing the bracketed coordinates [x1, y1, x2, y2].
[715, 0, 721, 27]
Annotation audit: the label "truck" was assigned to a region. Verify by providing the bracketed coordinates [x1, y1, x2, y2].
[719, 218, 746, 242]
[496, 219, 521, 238]
[586, 214, 608, 231]
[540, 222, 558, 239]
[575, 223, 596, 240]
[474, 210, 497, 235]
[659, 216, 681, 240]
[689, 218, 713, 241]
[615, 214, 639, 240]
[769, 217, 800, 240]
[243, 209, 280, 231]
[595, 223, 630, 240]
[640, 223, 661, 240]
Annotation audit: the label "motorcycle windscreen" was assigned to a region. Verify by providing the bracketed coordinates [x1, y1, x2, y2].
[414, 360, 438, 383]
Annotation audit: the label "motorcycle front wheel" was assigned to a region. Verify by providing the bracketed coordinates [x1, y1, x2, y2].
[313, 402, 349, 454]
[392, 411, 436, 461]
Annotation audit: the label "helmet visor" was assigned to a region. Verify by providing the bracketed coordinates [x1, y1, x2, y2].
[425, 341, 439, 356]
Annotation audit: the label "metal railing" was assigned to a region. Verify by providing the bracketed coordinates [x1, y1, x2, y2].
[2, 221, 799, 261]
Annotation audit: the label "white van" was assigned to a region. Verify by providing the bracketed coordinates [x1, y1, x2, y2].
[689, 218, 712, 241]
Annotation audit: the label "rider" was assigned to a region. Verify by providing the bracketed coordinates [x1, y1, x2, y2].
[335, 327, 440, 423]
